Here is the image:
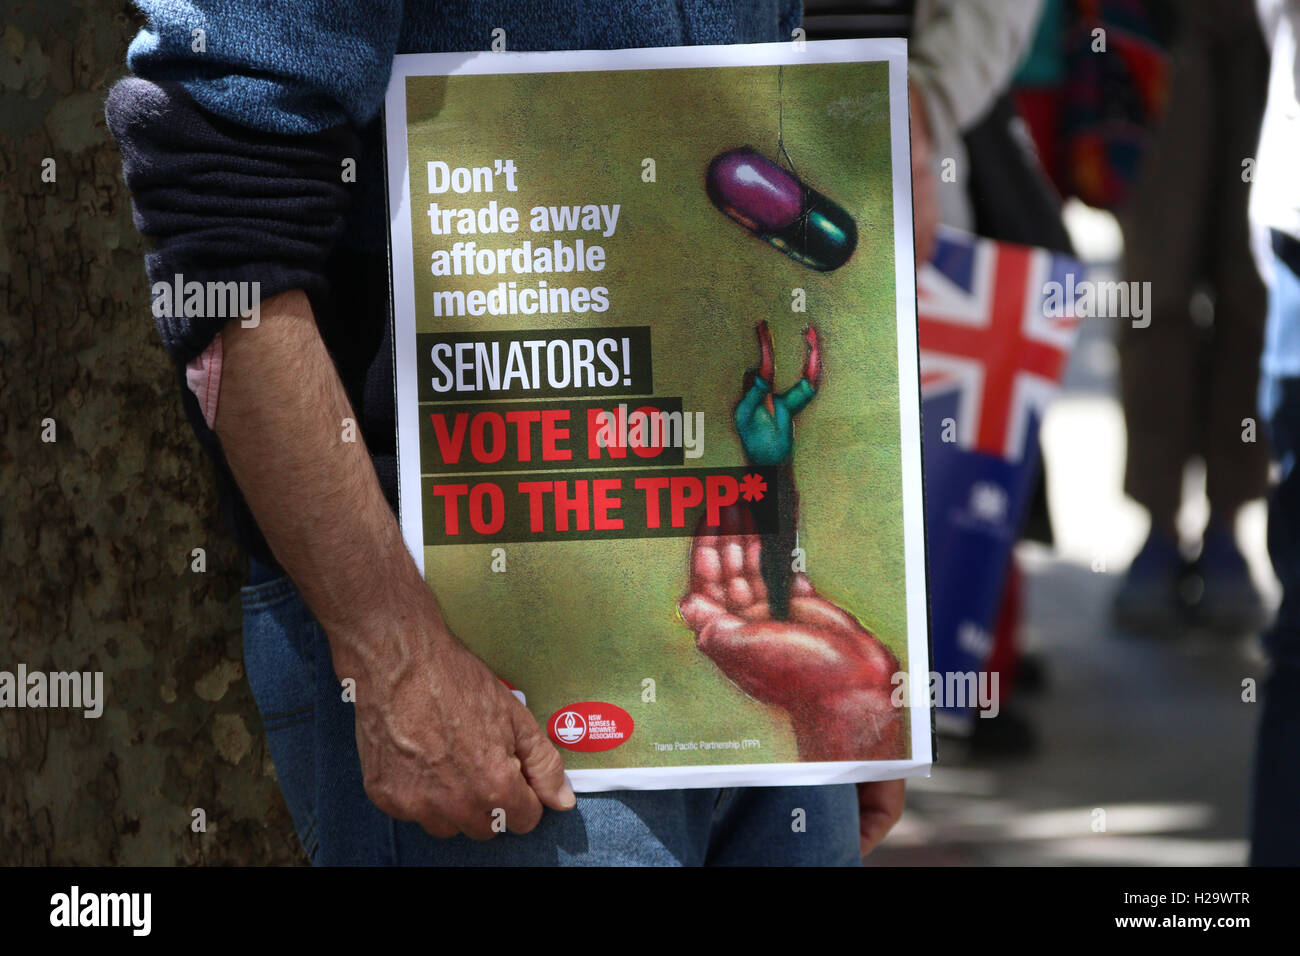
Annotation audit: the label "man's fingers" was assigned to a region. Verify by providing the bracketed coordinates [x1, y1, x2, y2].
[511, 703, 576, 812]
[369, 782, 483, 841]
[858, 779, 906, 856]
[449, 767, 543, 841]
[414, 808, 460, 840]
[494, 756, 547, 836]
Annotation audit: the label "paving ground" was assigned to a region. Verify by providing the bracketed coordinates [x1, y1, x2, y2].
[870, 209, 1277, 866]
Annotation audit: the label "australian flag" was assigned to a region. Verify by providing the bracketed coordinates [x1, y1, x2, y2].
[919, 226, 1083, 727]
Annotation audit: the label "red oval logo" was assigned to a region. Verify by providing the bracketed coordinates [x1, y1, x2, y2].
[548, 701, 634, 752]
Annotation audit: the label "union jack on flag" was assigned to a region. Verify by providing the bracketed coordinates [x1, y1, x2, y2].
[918, 226, 1084, 462]
[918, 227, 1084, 725]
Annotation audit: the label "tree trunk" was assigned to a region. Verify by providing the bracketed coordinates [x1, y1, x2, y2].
[0, 1, 302, 864]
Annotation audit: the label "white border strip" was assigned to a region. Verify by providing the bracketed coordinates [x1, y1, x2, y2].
[885, 45, 934, 770]
[569, 758, 932, 793]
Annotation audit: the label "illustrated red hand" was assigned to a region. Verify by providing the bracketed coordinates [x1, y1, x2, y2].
[677, 506, 905, 762]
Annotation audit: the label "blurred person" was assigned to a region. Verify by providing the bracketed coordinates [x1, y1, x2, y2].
[1249, 0, 1300, 868]
[909, 0, 1052, 754]
[908, 0, 1045, 257]
[1113, 0, 1272, 636]
[1013, 0, 1173, 213]
[1011, 0, 1071, 198]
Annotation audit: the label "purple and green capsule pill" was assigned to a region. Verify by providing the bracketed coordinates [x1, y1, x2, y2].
[706, 146, 858, 272]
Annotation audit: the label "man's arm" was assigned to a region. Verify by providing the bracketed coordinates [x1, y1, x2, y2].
[106, 0, 576, 840]
[216, 290, 574, 839]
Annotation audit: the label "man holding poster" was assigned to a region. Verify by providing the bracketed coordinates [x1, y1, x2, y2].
[107, 1, 929, 866]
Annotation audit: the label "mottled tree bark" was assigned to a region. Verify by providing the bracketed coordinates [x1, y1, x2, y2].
[0, 1, 302, 864]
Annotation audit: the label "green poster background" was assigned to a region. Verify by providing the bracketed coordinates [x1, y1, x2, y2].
[403, 61, 907, 768]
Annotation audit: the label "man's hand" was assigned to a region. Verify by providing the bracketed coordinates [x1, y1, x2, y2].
[677, 506, 905, 762]
[216, 290, 574, 838]
[858, 779, 905, 856]
[341, 594, 574, 839]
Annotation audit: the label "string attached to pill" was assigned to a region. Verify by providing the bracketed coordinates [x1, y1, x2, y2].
[705, 66, 858, 272]
[776, 65, 799, 181]
[775, 66, 813, 257]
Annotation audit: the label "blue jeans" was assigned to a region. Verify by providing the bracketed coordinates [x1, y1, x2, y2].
[240, 561, 861, 866]
[1251, 230, 1300, 865]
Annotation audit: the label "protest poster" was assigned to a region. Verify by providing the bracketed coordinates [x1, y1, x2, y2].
[384, 38, 931, 789]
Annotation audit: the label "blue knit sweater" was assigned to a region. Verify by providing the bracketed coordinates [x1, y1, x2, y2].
[108, 0, 802, 568]
[127, 1, 801, 133]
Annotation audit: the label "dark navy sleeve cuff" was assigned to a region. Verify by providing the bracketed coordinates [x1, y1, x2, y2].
[106, 76, 360, 364]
